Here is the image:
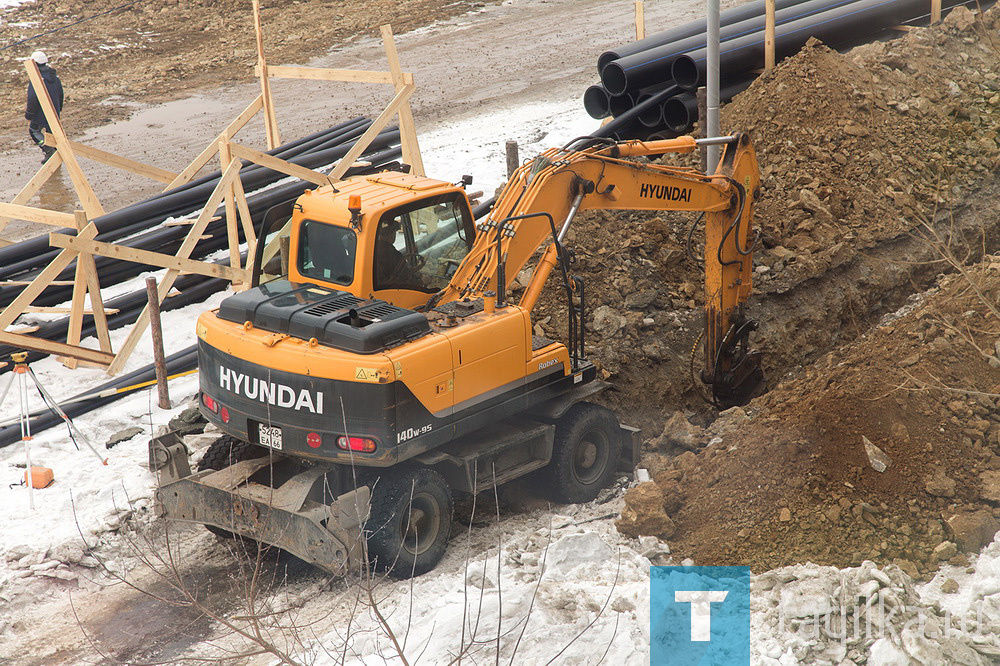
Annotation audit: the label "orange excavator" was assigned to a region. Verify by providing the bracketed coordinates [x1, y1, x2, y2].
[149, 133, 763, 577]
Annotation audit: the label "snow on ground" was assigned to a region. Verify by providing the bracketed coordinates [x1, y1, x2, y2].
[1, 93, 1000, 664]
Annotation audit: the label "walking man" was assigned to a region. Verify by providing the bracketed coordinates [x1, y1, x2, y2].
[24, 51, 63, 164]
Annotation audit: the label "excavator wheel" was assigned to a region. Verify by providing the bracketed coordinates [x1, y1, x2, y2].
[364, 467, 453, 579]
[545, 402, 620, 504]
[196, 435, 267, 539]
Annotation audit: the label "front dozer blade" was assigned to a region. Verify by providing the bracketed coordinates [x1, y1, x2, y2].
[149, 432, 369, 575]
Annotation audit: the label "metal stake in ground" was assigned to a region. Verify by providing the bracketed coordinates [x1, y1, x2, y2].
[145, 277, 170, 410]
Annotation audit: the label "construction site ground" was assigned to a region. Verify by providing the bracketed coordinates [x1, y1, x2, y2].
[1, 0, 1000, 663]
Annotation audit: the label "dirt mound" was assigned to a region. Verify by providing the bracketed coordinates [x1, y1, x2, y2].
[0, 0, 496, 147]
[533, 6, 1000, 438]
[619, 260, 1000, 578]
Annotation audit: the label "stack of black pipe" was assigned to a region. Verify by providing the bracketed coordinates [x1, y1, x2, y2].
[587, 0, 969, 139]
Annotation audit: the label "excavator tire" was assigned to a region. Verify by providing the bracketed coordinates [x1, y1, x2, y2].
[196, 435, 267, 539]
[364, 467, 453, 578]
[545, 402, 620, 504]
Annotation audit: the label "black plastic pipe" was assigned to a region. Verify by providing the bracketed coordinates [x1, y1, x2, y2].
[601, 0, 866, 94]
[672, 0, 969, 89]
[583, 85, 612, 119]
[0, 130, 401, 308]
[608, 92, 637, 117]
[662, 77, 756, 132]
[591, 85, 681, 139]
[596, 0, 817, 72]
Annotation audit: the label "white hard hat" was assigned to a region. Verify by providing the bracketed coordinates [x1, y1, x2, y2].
[30, 51, 47, 64]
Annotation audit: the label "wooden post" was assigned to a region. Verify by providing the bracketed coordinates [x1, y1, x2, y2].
[931, 0, 941, 23]
[381, 24, 425, 176]
[635, 1, 646, 41]
[25, 61, 105, 220]
[505, 140, 519, 179]
[218, 139, 242, 276]
[765, 0, 776, 71]
[252, 0, 281, 150]
[145, 277, 170, 409]
[63, 211, 89, 369]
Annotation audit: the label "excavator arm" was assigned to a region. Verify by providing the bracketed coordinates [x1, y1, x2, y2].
[436, 133, 763, 407]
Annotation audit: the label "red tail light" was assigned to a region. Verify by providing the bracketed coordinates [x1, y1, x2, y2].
[202, 393, 218, 413]
[336, 436, 377, 453]
[219, 406, 230, 423]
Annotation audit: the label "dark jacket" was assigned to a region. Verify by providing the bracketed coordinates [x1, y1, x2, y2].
[25, 64, 64, 124]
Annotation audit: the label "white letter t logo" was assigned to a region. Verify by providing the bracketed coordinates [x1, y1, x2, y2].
[674, 590, 729, 641]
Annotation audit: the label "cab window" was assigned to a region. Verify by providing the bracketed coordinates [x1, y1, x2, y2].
[373, 194, 474, 293]
[298, 220, 356, 285]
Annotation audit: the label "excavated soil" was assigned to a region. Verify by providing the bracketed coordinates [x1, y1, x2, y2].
[533, 6, 1000, 439]
[0, 0, 498, 148]
[595, 6, 1000, 575]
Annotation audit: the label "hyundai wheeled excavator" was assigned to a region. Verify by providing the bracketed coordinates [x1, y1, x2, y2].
[149, 133, 763, 577]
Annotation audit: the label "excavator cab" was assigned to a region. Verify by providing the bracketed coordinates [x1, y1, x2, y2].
[251, 171, 477, 311]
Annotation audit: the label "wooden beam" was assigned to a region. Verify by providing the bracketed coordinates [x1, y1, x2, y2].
[0, 153, 63, 235]
[48, 234, 250, 282]
[328, 84, 414, 182]
[162, 95, 264, 192]
[253, 0, 281, 149]
[108, 161, 243, 374]
[64, 212, 89, 369]
[218, 142, 242, 275]
[765, 0, 776, 71]
[0, 280, 75, 286]
[634, 1, 645, 41]
[0, 330, 113, 366]
[229, 142, 330, 186]
[381, 25, 424, 177]
[0, 202, 77, 227]
[262, 64, 413, 86]
[44, 134, 177, 184]
[24, 306, 120, 315]
[25, 60, 105, 220]
[231, 169, 257, 275]
[931, 0, 941, 23]
[0, 223, 99, 330]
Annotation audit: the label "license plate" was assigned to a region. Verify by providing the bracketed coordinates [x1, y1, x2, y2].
[258, 424, 283, 450]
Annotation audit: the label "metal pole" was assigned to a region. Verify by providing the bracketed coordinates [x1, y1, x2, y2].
[706, 0, 721, 173]
[145, 277, 171, 410]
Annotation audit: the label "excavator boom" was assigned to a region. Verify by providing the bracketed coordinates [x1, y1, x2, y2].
[437, 133, 763, 406]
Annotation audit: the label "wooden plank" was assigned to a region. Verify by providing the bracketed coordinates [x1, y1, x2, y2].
[931, 0, 941, 23]
[253, 0, 281, 150]
[25, 60, 105, 220]
[765, 0, 776, 71]
[0, 202, 77, 227]
[0, 153, 63, 235]
[45, 134, 177, 183]
[64, 212, 89, 369]
[24, 306, 120, 315]
[381, 24, 425, 177]
[108, 161, 243, 374]
[162, 96, 264, 192]
[229, 142, 330, 186]
[634, 1, 645, 41]
[48, 235, 250, 282]
[0, 223, 99, 330]
[0, 330, 113, 366]
[263, 64, 413, 86]
[0, 280, 74, 286]
[218, 142, 242, 275]
[232, 171, 256, 273]
[328, 84, 414, 182]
